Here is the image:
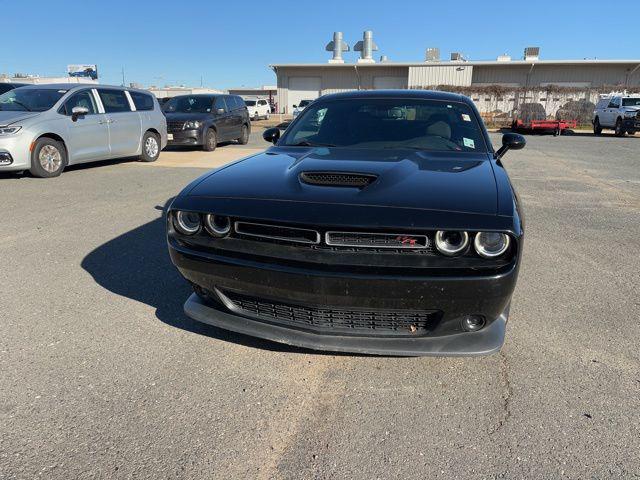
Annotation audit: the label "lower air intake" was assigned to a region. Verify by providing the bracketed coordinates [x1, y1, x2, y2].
[300, 171, 377, 188]
[218, 289, 440, 336]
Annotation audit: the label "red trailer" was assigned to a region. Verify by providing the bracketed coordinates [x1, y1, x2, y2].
[512, 118, 577, 136]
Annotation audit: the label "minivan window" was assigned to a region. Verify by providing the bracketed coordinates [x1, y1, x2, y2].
[163, 95, 213, 113]
[214, 96, 227, 112]
[63, 90, 97, 115]
[130, 91, 155, 111]
[0, 88, 66, 112]
[98, 89, 131, 113]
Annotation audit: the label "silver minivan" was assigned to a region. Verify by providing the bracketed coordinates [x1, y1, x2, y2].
[0, 84, 167, 178]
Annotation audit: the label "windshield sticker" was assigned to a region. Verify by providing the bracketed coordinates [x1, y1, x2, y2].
[462, 114, 471, 122]
[463, 138, 475, 149]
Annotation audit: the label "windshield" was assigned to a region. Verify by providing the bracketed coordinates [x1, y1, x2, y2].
[0, 88, 67, 112]
[281, 98, 488, 153]
[244, 100, 256, 106]
[163, 95, 213, 113]
[622, 98, 640, 107]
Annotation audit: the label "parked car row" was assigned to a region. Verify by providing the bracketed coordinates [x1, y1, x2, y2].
[0, 84, 257, 177]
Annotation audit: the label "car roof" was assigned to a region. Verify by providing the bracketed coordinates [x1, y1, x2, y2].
[318, 89, 469, 103]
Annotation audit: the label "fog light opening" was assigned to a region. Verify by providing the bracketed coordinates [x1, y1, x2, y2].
[462, 315, 486, 332]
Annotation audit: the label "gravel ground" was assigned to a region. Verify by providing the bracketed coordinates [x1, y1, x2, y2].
[0, 132, 638, 479]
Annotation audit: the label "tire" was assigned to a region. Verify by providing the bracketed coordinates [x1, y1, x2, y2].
[29, 137, 66, 178]
[265, 112, 270, 120]
[237, 124, 249, 145]
[593, 117, 602, 135]
[615, 118, 626, 137]
[139, 131, 161, 162]
[203, 128, 217, 151]
[627, 129, 636, 136]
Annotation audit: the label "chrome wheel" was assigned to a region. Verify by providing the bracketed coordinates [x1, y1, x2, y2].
[144, 136, 159, 158]
[38, 145, 62, 173]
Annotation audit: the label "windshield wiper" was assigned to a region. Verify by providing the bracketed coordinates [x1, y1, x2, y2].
[287, 140, 336, 147]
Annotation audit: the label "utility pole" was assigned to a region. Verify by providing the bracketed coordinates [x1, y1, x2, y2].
[121, 67, 125, 86]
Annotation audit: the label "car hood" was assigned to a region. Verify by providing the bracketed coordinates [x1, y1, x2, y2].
[163, 112, 212, 121]
[0, 110, 40, 126]
[187, 147, 498, 216]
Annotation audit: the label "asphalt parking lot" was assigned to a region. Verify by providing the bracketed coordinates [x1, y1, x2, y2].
[1, 128, 639, 479]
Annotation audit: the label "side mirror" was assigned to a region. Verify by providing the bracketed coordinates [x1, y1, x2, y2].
[262, 127, 280, 144]
[71, 106, 89, 121]
[495, 133, 526, 160]
[292, 104, 297, 109]
[215, 108, 225, 115]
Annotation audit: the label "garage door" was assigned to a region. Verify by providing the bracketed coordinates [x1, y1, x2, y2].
[288, 77, 321, 113]
[373, 76, 407, 90]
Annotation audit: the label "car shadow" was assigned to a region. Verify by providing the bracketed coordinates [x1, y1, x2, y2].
[80, 200, 362, 356]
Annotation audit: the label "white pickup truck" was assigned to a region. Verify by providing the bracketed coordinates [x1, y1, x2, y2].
[592, 93, 640, 136]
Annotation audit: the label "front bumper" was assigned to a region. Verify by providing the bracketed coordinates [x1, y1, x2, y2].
[167, 129, 202, 146]
[0, 134, 30, 171]
[623, 118, 640, 130]
[169, 239, 518, 356]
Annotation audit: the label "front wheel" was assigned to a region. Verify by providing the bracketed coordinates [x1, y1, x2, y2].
[615, 118, 626, 137]
[237, 124, 249, 145]
[139, 131, 161, 162]
[593, 117, 602, 135]
[203, 128, 217, 151]
[29, 137, 66, 178]
[265, 112, 271, 120]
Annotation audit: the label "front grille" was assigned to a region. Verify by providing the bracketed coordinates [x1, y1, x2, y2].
[220, 289, 440, 336]
[300, 171, 377, 188]
[326, 231, 429, 249]
[167, 121, 185, 133]
[235, 221, 320, 244]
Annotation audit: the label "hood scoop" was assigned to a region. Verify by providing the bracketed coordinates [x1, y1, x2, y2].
[299, 171, 378, 188]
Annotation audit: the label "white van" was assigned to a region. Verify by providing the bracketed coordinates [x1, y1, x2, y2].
[243, 98, 270, 121]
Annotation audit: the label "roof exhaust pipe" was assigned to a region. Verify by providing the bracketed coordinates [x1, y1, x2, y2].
[354, 30, 378, 63]
[326, 32, 350, 64]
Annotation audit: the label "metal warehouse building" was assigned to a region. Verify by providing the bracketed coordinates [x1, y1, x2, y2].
[270, 31, 640, 114]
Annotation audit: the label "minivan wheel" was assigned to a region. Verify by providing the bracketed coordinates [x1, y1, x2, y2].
[29, 137, 66, 178]
[593, 117, 602, 135]
[139, 131, 161, 162]
[203, 128, 217, 151]
[615, 118, 626, 137]
[237, 125, 249, 145]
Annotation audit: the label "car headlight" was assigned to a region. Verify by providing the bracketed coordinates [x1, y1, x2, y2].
[435, 231, 469, 256]
[173, 210, 201, 235]
[624, 110, 637, 118]
[474, 232, 510, 258]
[184, 121, 201, 130]
[204, 214, 231, 237]
[0, 126, 22, 136]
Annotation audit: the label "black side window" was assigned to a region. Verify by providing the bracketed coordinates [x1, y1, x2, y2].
[97, 89, 131, 113]
[214, 96, 227, 112]
[63, 90, 97, 115]
[130, 91, 154, 111]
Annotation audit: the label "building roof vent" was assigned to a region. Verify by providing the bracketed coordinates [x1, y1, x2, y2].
[524, 47, 540, 61]
[497, 54, 511, 62]
[425, 48, 440, 62]
[354, 30, 378, 63]
[450, 52, 466, 62]
[325, 32, 350, 64]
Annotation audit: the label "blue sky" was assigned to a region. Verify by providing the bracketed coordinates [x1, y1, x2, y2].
[2, 0, 638, 89]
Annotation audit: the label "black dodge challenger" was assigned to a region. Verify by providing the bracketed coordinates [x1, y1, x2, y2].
[167, 90, 526, 356]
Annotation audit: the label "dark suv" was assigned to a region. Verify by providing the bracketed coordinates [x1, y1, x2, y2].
[163, 94, 250, 151]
